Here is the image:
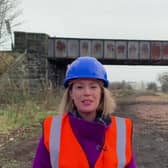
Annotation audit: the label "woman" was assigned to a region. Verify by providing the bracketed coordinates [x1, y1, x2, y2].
[33, 56, 137, 168]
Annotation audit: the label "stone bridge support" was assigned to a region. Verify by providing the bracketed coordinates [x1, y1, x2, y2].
[14, 32, 66, 94]
[47, 59, 67, 88]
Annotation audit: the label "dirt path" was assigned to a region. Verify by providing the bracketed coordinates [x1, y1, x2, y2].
[0, 95, 168, 168]
[0, 126, 41, 168]
[116, 101, 168, 168]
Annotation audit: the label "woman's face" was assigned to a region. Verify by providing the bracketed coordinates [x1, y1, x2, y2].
[70, 78, 102, 121]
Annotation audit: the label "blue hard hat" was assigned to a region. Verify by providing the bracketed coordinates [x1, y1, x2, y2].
[64, 56, 109, 88]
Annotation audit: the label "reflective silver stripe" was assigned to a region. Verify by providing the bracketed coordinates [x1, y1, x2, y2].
[116, 117, 126, 168]
[50, 115, 62, 168]
[49, 115, 126, 168]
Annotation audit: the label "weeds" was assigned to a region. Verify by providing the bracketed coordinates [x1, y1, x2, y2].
[0, 87, 63, 134]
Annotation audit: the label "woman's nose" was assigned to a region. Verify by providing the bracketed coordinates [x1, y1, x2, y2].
[83, 86, 91, 95]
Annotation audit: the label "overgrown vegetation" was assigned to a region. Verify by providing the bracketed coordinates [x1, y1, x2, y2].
[0, 52, 15, 75]
[0, 52, 63, 135]
[0, 83, 64, 167]
[158, 72, 168, 93]
[0, 87, 63, 134]
[147, 82, 158, 91]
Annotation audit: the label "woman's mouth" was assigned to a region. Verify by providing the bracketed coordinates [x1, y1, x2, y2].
[82, 100, 93, 105]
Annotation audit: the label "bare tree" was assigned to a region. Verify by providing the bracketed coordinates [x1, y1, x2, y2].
[0, 0, 21, 49]
[158, 72, 168, 92]
[147, 82, 157, 92]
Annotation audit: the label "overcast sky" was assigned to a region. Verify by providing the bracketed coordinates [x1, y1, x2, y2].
[14, 0, 168, 83]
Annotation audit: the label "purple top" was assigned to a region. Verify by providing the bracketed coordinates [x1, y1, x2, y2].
[33, 113, 137, 168]
[69, 113, 106, 167]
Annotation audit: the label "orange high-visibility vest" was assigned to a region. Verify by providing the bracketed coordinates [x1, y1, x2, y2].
[43, 114, 132, 168]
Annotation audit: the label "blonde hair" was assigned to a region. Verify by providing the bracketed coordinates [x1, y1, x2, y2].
[58, 85, 116, 116]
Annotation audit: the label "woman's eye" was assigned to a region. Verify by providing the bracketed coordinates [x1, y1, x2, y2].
[76, 85, 83, 89]
[91, 85, 98, 89]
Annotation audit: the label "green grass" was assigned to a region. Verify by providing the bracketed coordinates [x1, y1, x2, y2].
[0, 101, 56, 133]
[0, 89, 63, 134]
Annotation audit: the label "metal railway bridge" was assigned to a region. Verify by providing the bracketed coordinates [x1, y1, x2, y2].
[14, 31, 168, 91]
